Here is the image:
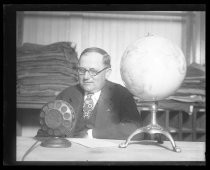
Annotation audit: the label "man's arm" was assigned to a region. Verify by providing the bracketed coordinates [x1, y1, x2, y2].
[119, 89, 141, 124]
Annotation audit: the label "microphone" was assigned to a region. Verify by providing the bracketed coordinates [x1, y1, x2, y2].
[38, 100, 76, 148]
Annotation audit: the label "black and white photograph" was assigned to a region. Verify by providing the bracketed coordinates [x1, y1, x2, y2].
[4, 4, 206, 165]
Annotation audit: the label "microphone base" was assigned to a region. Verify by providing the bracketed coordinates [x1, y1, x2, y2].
[40, 137, 71, 148]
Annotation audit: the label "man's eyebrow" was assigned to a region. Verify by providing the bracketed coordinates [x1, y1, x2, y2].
[78, 67, 97, 71]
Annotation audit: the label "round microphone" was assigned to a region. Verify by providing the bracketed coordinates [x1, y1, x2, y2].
[39, 100, 76, 138]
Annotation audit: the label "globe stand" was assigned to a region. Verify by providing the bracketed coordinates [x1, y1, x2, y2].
[119, 101, 181, 152]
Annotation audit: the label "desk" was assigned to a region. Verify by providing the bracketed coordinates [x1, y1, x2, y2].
[16, 137, 205, 162]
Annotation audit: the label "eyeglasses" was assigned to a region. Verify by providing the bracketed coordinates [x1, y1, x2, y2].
[77, 67, 109, 77]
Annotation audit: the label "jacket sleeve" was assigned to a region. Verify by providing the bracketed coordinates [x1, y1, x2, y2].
[119, 88, 141, 124]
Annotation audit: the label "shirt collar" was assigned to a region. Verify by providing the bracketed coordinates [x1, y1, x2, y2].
[84, 90, 101, 102]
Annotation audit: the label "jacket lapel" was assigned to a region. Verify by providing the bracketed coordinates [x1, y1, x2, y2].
[70, 85, 85, 133]
[94, 81, 114, 129]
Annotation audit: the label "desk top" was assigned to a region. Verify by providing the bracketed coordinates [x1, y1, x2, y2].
[16, 137, 205, 163]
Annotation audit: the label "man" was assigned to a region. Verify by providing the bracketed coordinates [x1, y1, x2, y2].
[55, 47, 141, 140]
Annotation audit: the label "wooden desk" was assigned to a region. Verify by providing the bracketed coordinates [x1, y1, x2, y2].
[16, 137, 205, 163]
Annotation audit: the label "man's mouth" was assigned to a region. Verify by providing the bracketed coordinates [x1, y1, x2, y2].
[83, 81, 93, 84]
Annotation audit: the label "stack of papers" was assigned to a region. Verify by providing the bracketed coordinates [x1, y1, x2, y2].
[68, 138, 118, 148]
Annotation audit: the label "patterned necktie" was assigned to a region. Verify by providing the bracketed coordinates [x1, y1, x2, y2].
[83, 93, 94, 119]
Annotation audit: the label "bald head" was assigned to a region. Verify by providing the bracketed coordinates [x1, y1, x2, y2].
[79, 47, 111, 68]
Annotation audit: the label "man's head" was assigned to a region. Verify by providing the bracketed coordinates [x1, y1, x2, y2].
[78, 47, 111, 93]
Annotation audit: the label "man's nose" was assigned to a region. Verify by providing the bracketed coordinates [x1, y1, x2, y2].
[84, 70, 91, 79]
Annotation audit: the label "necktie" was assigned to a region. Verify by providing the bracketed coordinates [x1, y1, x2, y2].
[83, 94, 94, 119]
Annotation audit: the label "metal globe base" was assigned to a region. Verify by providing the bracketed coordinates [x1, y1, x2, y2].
[119, 101, 181, 152]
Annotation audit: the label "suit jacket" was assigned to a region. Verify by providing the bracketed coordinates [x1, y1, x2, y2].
[56, 80, 141, 140]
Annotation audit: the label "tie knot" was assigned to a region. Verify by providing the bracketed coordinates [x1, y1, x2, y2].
[87, 93, 93, 98]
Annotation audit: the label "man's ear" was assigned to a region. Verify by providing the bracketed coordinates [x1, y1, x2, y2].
[105, 68, 112, 79]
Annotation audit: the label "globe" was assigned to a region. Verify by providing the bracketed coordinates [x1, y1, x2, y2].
[120, 35, 187, 101]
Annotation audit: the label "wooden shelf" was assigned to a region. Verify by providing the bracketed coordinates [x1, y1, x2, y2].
[168, 127, 179, 133]
[137, 103, 205, 141]
[17, 101, 47, 109]
[181, 128, 193, 132]
[196, 128, 206, 133]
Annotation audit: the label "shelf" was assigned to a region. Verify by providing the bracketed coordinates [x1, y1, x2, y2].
[17, 101, 47, 109]
[181, 128, 193, 132]
[170, 133, 179, 141]
[139, 111, 151, 126]
[169, 111, 180, 130]
[195, 133, 206, 142]
[196, 128, 206, 133]
[137, 106, 165, 111]
[168, 127, 179, 133]
[182, 132, 193, 141]
[197, 109, 206, 112]
[156, 111, 166, 127]
[195, 111, 206, 130]
[182, 111, 193, 130]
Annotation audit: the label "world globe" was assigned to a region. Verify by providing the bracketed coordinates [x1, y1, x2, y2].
[120, 35, 187, 101]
